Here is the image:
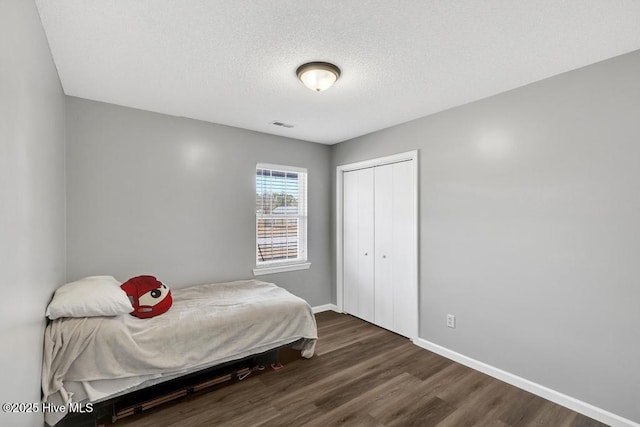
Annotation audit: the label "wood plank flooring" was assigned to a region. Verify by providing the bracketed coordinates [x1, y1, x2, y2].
[115, 312, 608, 427]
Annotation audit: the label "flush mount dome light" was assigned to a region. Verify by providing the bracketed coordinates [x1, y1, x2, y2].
[296, 62, 341, 92]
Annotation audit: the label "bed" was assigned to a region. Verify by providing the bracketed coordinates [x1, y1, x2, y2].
[42, 279, 318, 426]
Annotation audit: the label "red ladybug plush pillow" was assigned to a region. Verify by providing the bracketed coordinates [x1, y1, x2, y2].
[120, 275, 172, 318]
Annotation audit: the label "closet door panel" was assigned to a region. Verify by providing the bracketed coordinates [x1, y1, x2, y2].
[374, 164, 394, 330]
[343, 168, 375, 322]
[390, 160, 416, 338]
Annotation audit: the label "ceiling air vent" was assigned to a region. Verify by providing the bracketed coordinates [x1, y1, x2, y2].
[271, 121, 294, 128]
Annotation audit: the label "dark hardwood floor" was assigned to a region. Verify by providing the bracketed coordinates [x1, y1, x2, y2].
[116, 311, 607, 427]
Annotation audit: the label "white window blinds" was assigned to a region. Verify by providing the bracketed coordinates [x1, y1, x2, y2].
[256, 164, 307, 266]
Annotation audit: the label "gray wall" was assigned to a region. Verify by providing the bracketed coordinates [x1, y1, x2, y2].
[333, 50, 640, 422]
[0, 1, 66, 426]
[65, 97, 332, 306]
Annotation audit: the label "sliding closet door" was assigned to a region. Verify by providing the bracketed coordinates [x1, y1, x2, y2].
[343, 168, 375, 323]
[374, 160, 416, 338]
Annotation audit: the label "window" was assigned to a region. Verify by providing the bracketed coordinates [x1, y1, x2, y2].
[254, 164, 310, 275]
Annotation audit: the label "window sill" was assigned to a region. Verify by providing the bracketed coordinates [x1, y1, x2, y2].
[253, 262, 311, 276]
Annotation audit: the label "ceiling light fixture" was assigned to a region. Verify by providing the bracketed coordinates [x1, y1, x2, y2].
[296, 62, 341, 92]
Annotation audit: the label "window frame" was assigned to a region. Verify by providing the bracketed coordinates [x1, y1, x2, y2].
[253, 163, 311, 275]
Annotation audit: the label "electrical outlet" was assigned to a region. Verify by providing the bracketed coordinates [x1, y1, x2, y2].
[446, 314, 456, 328]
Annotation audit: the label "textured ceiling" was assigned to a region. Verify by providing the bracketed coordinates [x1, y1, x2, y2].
[36, 1, 640, 144]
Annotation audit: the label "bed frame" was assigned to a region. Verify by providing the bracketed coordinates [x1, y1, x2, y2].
[54, 340, 303, 427]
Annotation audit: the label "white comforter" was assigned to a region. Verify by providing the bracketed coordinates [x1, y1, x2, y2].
[42, 280, 317, 423]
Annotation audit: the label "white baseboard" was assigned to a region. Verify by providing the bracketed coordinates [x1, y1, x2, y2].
[312, 304, 339, 314]
[414, 338, 639, 427]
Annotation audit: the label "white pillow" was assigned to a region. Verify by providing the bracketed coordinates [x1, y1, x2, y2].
[46, 276, 133, 320]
